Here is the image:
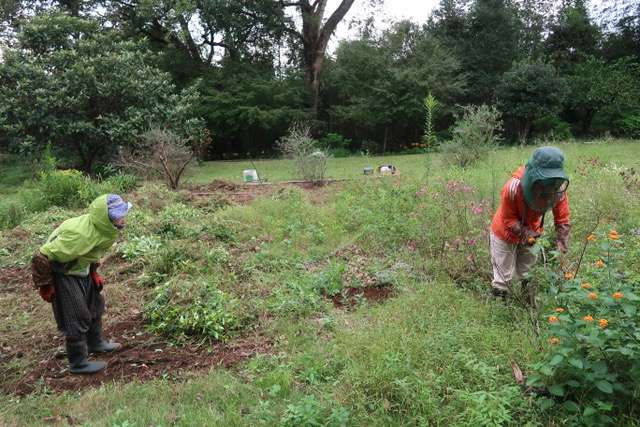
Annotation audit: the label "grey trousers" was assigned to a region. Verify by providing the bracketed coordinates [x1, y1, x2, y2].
[489, 231, 537, 292]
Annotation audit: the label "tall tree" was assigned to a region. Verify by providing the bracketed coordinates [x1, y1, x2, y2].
[494, 60, 568, 145]
[544, 0, 602, 71]
[429, 0, 525, 104]
[325, 20, 465, 151]
[568, 56, 639, 135]
[0, 12, 207, 172]
[284, 0, 357, 114]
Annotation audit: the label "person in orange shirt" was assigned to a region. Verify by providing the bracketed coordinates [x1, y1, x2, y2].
[490, 146, 571, 299]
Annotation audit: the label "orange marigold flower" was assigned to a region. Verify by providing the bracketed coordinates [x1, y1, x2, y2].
[609, 235, 619, 240]
[555, 308, 565, 312]
[565, 273, 574, 279]
[550, 338, 560, 344]
[549, 316, 559, 323]
[582, 283, 591, 288]
[587, 234, 595, 241]
[609, 231, 618, 235]
[613, 292, 623, 299]
[584, 316, 594, 322]
[596, 261, 605, 267]
[588, 293, 598, 299]
[528, 237, 536, 243]
[599, 319, 609, 328]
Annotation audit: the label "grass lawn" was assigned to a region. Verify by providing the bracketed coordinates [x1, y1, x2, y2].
[190, 140, 640, 184]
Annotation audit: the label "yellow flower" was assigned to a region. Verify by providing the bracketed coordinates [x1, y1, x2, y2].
[596, 261, 605, 267]
[565, 273, 574, 279]
[584, 316, 594, 322]
[549, 316, 559, 323]
[550, 338, 560, 344]
[609, 234, 619, 240]
[587, 234, 595, 241]
[599, 319, 609, 328]
[613, 292, 623, 299]
[588, 293, 598, 299]
[581, 283, 591, 288]
[555, 308, 565, 312]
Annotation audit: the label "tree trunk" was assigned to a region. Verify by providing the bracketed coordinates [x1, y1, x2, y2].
[517, 118, 531, 146]
[297, 0, 356, 118]
[580, 107, 597, 136]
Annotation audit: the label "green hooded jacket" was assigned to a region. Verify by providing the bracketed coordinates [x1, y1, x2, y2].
[40, 194, 120, 275]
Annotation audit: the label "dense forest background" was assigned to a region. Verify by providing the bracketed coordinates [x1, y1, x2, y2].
[0, 0, 638, 172]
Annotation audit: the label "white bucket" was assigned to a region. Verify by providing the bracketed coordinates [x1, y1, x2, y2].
[243, 169, 259, 182]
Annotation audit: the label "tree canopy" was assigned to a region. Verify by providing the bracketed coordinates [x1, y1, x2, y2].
[0, 0, 638, 165]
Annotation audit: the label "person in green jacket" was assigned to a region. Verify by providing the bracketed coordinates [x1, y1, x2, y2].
[31, 194, 132, 374]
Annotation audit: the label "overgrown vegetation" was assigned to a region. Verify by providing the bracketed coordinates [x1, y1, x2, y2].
[1, 143, 640, 425]
[276, 122, 329, 182]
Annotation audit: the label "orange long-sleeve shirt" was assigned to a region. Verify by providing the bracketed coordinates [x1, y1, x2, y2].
[491, 166, 571, 243]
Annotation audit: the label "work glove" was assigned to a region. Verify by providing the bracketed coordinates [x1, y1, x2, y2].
[555, 222, 571, 254]
[38, 283, 55, 302]
[90, 263, 105, 289]
[509, 222, 541, 246]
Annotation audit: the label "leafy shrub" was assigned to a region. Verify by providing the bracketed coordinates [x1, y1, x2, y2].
[322, 133, 351, 151]
[0, 200, 25, 230]
[533, 115, 573, 141]
[530, 232, 640, 425]
[276, 123, 329, 182]
[613, 110, 640, 138]
[145, 279, 239, 340]
[440, 105, 502, 168]
[117, 127, 195, 189]
[33, 168, 93, 208]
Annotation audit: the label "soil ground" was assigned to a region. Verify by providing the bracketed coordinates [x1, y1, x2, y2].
[0, 180, 393, 396]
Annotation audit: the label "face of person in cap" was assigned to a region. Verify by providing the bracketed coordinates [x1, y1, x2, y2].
[530, 178, 568, 212]
[107, 195, 132, 229]
[522, 146, 570, 213]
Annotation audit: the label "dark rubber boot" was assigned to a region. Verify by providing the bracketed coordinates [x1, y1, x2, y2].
[67, 341, 107, 374]
[491, 287, 508, 300]
[87, 323, 121, 353]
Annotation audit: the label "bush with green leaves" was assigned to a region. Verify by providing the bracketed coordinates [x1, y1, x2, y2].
[613, 110, 640, 138]
[145, 279, 240, 341]
[440, 104, 502, 169]
[0, 200, 25, 230]
[276, 123, 329, 182]
[530, 231, 640, 425]
[533, 115, 574, 142]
